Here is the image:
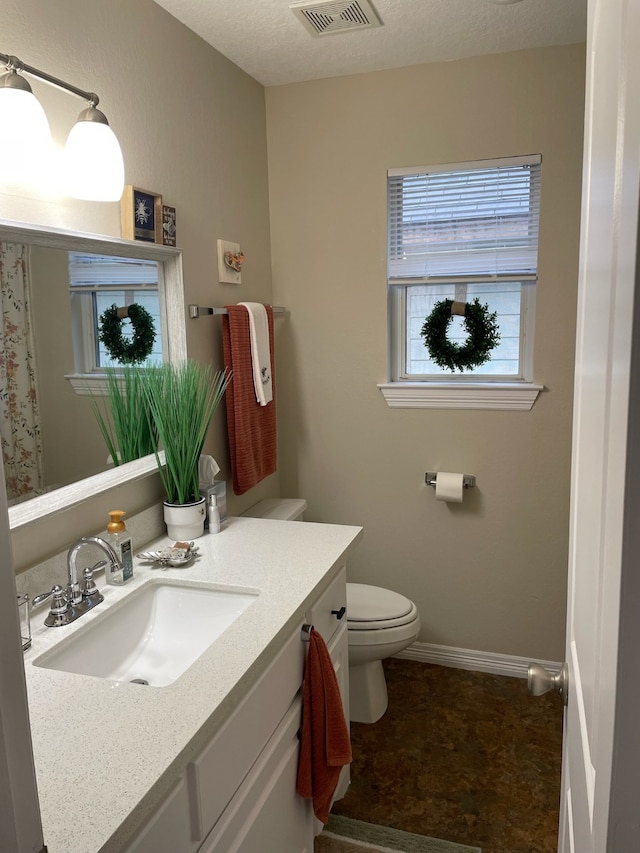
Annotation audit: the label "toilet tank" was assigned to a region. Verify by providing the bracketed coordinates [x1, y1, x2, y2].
[242, 498, 307, 521]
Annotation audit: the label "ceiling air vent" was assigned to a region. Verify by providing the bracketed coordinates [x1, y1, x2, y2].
[290, 0, 383, 38]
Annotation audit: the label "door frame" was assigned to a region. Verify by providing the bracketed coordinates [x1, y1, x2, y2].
[0, 473, 46, 852]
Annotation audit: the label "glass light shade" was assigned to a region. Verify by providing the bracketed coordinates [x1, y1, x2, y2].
[0, 85, 51, 184]
[64, 114, 125, 202]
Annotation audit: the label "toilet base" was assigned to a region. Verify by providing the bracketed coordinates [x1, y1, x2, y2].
[348, 660, 388, 723]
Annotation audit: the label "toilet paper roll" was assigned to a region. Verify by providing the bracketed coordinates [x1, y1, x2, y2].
[435, 472, 465, 503]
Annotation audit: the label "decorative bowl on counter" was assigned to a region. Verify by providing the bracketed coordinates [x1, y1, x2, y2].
[137, 542, 200, 567]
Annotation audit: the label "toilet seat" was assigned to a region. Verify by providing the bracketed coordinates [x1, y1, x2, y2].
[346, 583, 418, 631]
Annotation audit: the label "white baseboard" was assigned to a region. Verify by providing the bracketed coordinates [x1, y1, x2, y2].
[395, 641, 562, 679]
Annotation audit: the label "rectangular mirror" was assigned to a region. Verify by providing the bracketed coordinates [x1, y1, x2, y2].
[0, 220, 187, 531]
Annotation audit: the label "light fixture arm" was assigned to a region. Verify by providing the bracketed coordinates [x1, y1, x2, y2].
[0, 52, 99, 108]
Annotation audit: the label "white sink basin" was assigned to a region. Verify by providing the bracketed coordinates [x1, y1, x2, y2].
[34, 581, 258, 687]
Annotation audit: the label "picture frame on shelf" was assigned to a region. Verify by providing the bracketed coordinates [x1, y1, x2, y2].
[121, 186, 163, 243]
[161, 205, 177, 247]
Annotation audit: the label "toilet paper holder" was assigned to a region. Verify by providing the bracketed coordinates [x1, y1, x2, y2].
[425, 472, 476, 489]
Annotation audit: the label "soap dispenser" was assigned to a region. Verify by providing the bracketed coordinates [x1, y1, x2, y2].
[105, 510, 134, 585]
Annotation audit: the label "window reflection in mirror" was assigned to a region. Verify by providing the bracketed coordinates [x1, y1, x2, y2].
[68, 253, 164, 371]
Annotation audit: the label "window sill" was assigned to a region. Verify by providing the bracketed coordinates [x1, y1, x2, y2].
[66, 374, 112, 396]
[377, 382, 543, 411]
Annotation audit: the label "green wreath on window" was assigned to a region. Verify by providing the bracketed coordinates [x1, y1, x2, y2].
[99, 303, 156, 365]
[420, 298, 501, 373]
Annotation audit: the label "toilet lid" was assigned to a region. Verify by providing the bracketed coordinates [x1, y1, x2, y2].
[346, 583, 415, 629]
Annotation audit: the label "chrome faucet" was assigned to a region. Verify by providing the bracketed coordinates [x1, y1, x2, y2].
[67, 536, 120, 603]
[32, 536, 121, 627]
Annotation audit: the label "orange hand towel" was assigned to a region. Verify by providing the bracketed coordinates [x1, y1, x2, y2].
[222, 305, 277, 495]
[296, 628, 352, 824]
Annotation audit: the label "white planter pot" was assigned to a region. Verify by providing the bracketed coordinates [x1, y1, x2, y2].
[163, 497, 206, 540]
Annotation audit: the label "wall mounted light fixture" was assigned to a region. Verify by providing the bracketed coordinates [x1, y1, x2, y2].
[0, 52, 125, 202]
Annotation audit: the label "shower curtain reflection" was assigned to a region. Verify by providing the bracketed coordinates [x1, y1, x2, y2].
[0, 242, 43, 503]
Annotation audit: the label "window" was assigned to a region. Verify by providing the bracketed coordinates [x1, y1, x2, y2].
[382, 155, 543, 410]
[68, 253, 164, 374]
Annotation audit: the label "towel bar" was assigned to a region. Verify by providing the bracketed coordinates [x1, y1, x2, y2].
[301, 623, 314, 642]
[188, 304, 286, 319]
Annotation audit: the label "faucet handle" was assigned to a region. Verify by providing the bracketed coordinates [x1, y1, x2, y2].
[32, 589, 53, 609]
[69, 559, 105, 605]
[32, 585, 69, 616]
[50, 585, 70, 615]
[82, 566, 104, 603]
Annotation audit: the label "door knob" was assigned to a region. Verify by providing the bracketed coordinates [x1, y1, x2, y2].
[527, 662, 568, 705]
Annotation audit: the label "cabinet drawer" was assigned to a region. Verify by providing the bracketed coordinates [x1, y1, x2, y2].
[188, 626, 306, 841]
[306, 565, 347, 646]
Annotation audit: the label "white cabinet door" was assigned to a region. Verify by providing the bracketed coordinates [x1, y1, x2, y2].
[188, 626, 305, 840]
[198, 701, 313, 853]
[124, 777, 197, 853]
[197, 615, 349, 852]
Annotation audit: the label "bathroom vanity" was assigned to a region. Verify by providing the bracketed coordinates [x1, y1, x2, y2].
[21, 515, 362, 853]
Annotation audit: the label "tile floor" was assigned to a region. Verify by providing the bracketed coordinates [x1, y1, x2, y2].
[330, 658, 563, 853]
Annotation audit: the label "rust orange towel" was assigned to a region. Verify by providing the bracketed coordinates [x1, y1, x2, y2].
[222, 305, 277, 495]
[296, 628, 352, 824]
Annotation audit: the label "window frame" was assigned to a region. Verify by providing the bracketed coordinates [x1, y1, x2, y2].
[388, 278, 537, 383]
[381, 155, 543, 410]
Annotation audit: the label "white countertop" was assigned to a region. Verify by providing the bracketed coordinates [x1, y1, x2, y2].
[22, 516, 362, 853]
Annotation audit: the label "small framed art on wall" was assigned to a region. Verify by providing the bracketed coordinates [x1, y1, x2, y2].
[121, 186, 163, 243]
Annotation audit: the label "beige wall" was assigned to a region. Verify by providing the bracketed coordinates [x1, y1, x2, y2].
[1, 0, 279, 566]
[266, 45, 585, 661]
[1, 0, 584, 661]
[29, 246, 109, 490]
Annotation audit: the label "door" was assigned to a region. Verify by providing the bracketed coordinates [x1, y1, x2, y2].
[560, 0, 640, 849]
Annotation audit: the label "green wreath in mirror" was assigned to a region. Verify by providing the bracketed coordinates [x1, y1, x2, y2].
[99, 303, 156, 365]
[420, 298, 501, 373]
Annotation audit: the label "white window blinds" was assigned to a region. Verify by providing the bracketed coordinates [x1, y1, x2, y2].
[68, 253, 158, 289]
[388, 155, 541, 282]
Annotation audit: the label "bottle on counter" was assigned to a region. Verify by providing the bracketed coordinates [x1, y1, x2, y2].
[208, 494, 221, 534]
[105, 510, 134, 585]
[202, 479, 227, 528]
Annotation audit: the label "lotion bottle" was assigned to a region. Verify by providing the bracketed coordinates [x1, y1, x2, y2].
[208, 495, 221, 534]
[105, 510, 134, 584]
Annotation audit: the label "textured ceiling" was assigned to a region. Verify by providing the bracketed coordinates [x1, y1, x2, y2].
[153, 0, 587, 87]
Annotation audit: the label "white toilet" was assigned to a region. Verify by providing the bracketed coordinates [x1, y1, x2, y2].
[345, 582, 420, 722]
[243, 498, 421, 724]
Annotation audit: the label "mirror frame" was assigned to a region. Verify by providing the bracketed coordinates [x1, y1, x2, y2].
[0, 219, 187, 531]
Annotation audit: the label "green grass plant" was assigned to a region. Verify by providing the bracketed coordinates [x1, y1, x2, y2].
[88, 366, 158, 466]
[143, 361, 231, 505]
